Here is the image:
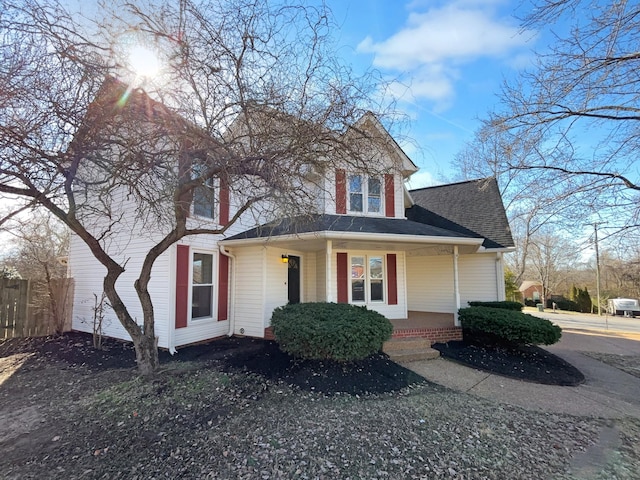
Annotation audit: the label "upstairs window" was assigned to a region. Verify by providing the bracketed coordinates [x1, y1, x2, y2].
[193, 177, 216, 219]
[348, 174, 382, 214]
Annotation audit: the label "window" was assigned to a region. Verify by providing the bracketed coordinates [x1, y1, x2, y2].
[351, 255, 384, 303]
[191, 162, 216, 219]
[348, 174, 382, 214]
[192, 253, 213, 319]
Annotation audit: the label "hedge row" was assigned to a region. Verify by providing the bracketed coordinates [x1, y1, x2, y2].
[270, 302, 393, 361]
[467, 301, 523, 311]
[459, 306, 561, 346]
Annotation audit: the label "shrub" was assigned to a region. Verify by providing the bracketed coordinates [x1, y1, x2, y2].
[459, 306, 562, 346]
[467, 301, 523, 311]
[270, 302, 393, 361]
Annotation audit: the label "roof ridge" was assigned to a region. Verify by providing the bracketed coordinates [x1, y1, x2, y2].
[408, 176, 495, 193]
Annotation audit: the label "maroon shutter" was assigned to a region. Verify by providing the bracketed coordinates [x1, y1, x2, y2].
[384, 174, 395, 218]
[219, 177, 230, 226]
[175, 245, 190, 328]
[217, 253, 229, 321]
[336, 169, 347, 214]
[336, 252, 348, 303]
[387, 253, 398, 305]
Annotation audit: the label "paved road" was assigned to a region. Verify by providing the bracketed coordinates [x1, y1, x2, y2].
[527, 308, 640, 335]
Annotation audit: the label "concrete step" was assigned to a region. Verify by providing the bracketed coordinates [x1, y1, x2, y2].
[385, 348, 440, 363]
[383, 337, 432, 353]
[383, 337, 440, 362]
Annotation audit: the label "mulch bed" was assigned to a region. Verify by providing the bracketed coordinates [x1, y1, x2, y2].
[0, 332, 585, 392]
[433, 340, 585, 386]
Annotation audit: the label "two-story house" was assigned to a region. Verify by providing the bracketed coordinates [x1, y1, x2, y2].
[68, 82, 514, 352]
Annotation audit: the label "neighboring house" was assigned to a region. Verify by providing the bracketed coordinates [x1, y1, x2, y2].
[519, 281, 544, 302]
[69, 84, 515, 351]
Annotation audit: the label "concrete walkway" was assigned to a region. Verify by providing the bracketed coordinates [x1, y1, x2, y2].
[403, 329, 640, 418]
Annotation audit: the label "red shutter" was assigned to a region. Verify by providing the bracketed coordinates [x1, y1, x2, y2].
[387, 253, 398, 305]
[336, 169, 347, 214]
[217, 253, 230, 321]
[384, 174, 395, 218]
[336, 252, 348, 303]
[219, 177, 230, 226]
[175, 245, 190, 328]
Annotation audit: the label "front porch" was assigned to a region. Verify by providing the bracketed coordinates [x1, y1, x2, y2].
[391, 311, 462, 344]
[264, 311, 462, 344]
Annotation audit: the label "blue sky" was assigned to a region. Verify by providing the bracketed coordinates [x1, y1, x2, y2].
[324, 0, 539, 188]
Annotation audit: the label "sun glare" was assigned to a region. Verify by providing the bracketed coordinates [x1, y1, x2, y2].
[128, 45, 161, 78]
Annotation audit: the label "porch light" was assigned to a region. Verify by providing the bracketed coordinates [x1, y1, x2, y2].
[281, 254, 289, 264]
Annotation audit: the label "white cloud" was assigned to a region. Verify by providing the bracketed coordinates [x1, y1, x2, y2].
[357, 1, 535, 104]
[405, 170, 442, 189]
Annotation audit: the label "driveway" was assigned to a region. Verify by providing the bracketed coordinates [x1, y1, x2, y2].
[404, 330, 640, 419]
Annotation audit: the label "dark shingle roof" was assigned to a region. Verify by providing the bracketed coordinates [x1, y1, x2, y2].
[225, 214, 478, 241]
[407, 177, 514, 249]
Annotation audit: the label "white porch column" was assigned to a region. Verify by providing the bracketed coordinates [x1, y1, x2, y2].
[453, 245, 461, 326]
[325, 240, 333, 302]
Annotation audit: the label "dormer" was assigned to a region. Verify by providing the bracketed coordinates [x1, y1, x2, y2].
[330, 112, 417, 219]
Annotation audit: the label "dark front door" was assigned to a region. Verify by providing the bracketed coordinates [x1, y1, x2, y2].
[287, 255, 301, 304]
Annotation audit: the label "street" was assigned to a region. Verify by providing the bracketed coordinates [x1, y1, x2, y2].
[527, 308, 640, 335]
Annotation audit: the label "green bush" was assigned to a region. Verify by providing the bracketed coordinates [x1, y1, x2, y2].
[459, 306, 562, 346]
[270, 302, 393, 361]
[467, 301, 523, 311]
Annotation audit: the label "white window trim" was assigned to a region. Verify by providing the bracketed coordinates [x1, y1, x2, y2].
[189, 249, 217, 323]
[347, 174, 384, 216]
[349, 253, 386, 304]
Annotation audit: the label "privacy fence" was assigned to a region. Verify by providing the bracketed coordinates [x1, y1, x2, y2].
[0, 278, 74, 339]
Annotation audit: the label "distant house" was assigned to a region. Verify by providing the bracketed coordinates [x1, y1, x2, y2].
[68, 81, 515, 351]
[519, 281, 544, 303]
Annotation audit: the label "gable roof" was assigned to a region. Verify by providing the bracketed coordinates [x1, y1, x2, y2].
[407, 177, 514, 250]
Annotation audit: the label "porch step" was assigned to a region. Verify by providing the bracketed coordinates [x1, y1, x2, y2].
[383, 338, 440, 362]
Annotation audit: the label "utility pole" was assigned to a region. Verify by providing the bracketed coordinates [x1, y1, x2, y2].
[588, 222, 607, 316]
[594, 223, 602, 316]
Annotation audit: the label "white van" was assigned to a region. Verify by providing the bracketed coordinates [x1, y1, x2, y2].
[607, 298, 640, 317]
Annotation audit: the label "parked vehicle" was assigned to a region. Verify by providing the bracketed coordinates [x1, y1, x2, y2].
[607, 298, 640, 317]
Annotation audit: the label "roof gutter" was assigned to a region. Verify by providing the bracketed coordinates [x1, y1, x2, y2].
[220, 230, 484, 247]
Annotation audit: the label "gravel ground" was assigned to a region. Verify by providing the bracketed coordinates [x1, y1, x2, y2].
[1, 333, 639, 479]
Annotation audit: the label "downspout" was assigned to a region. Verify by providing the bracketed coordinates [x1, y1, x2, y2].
[453, 245, 461, 327]
[168, 245, 177, 355]
[495, 252, 505, 301]
[219, 245, 236, 337]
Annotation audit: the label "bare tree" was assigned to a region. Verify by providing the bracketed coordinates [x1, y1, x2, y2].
[491, 0, 640, 241]
[526, 230, 580, 305]
[2, 210, 70, 333]
[0, 0, 396, 375]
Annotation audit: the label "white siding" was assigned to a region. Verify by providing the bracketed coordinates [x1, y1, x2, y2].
[406, 254, 456, 313]
[69, 233, 172, 348]
[459, 253, 499, 306]
[232, 246, 266, 337]
[263, 247, 289, 329]
[303, 254, 317, 302]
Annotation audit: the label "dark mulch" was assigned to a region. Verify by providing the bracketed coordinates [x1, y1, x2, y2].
[0, 332, 585, 393]
[0, 332, 427, 395]
[433, 341, 585, 386]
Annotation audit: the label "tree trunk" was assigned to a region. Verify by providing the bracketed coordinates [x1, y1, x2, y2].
[131, 331, 159, 376]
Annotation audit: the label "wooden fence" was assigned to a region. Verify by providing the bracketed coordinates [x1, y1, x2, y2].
[0, 278, 74, 339]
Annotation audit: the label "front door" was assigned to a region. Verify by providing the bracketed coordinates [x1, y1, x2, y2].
[287, 255, 301, 304]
